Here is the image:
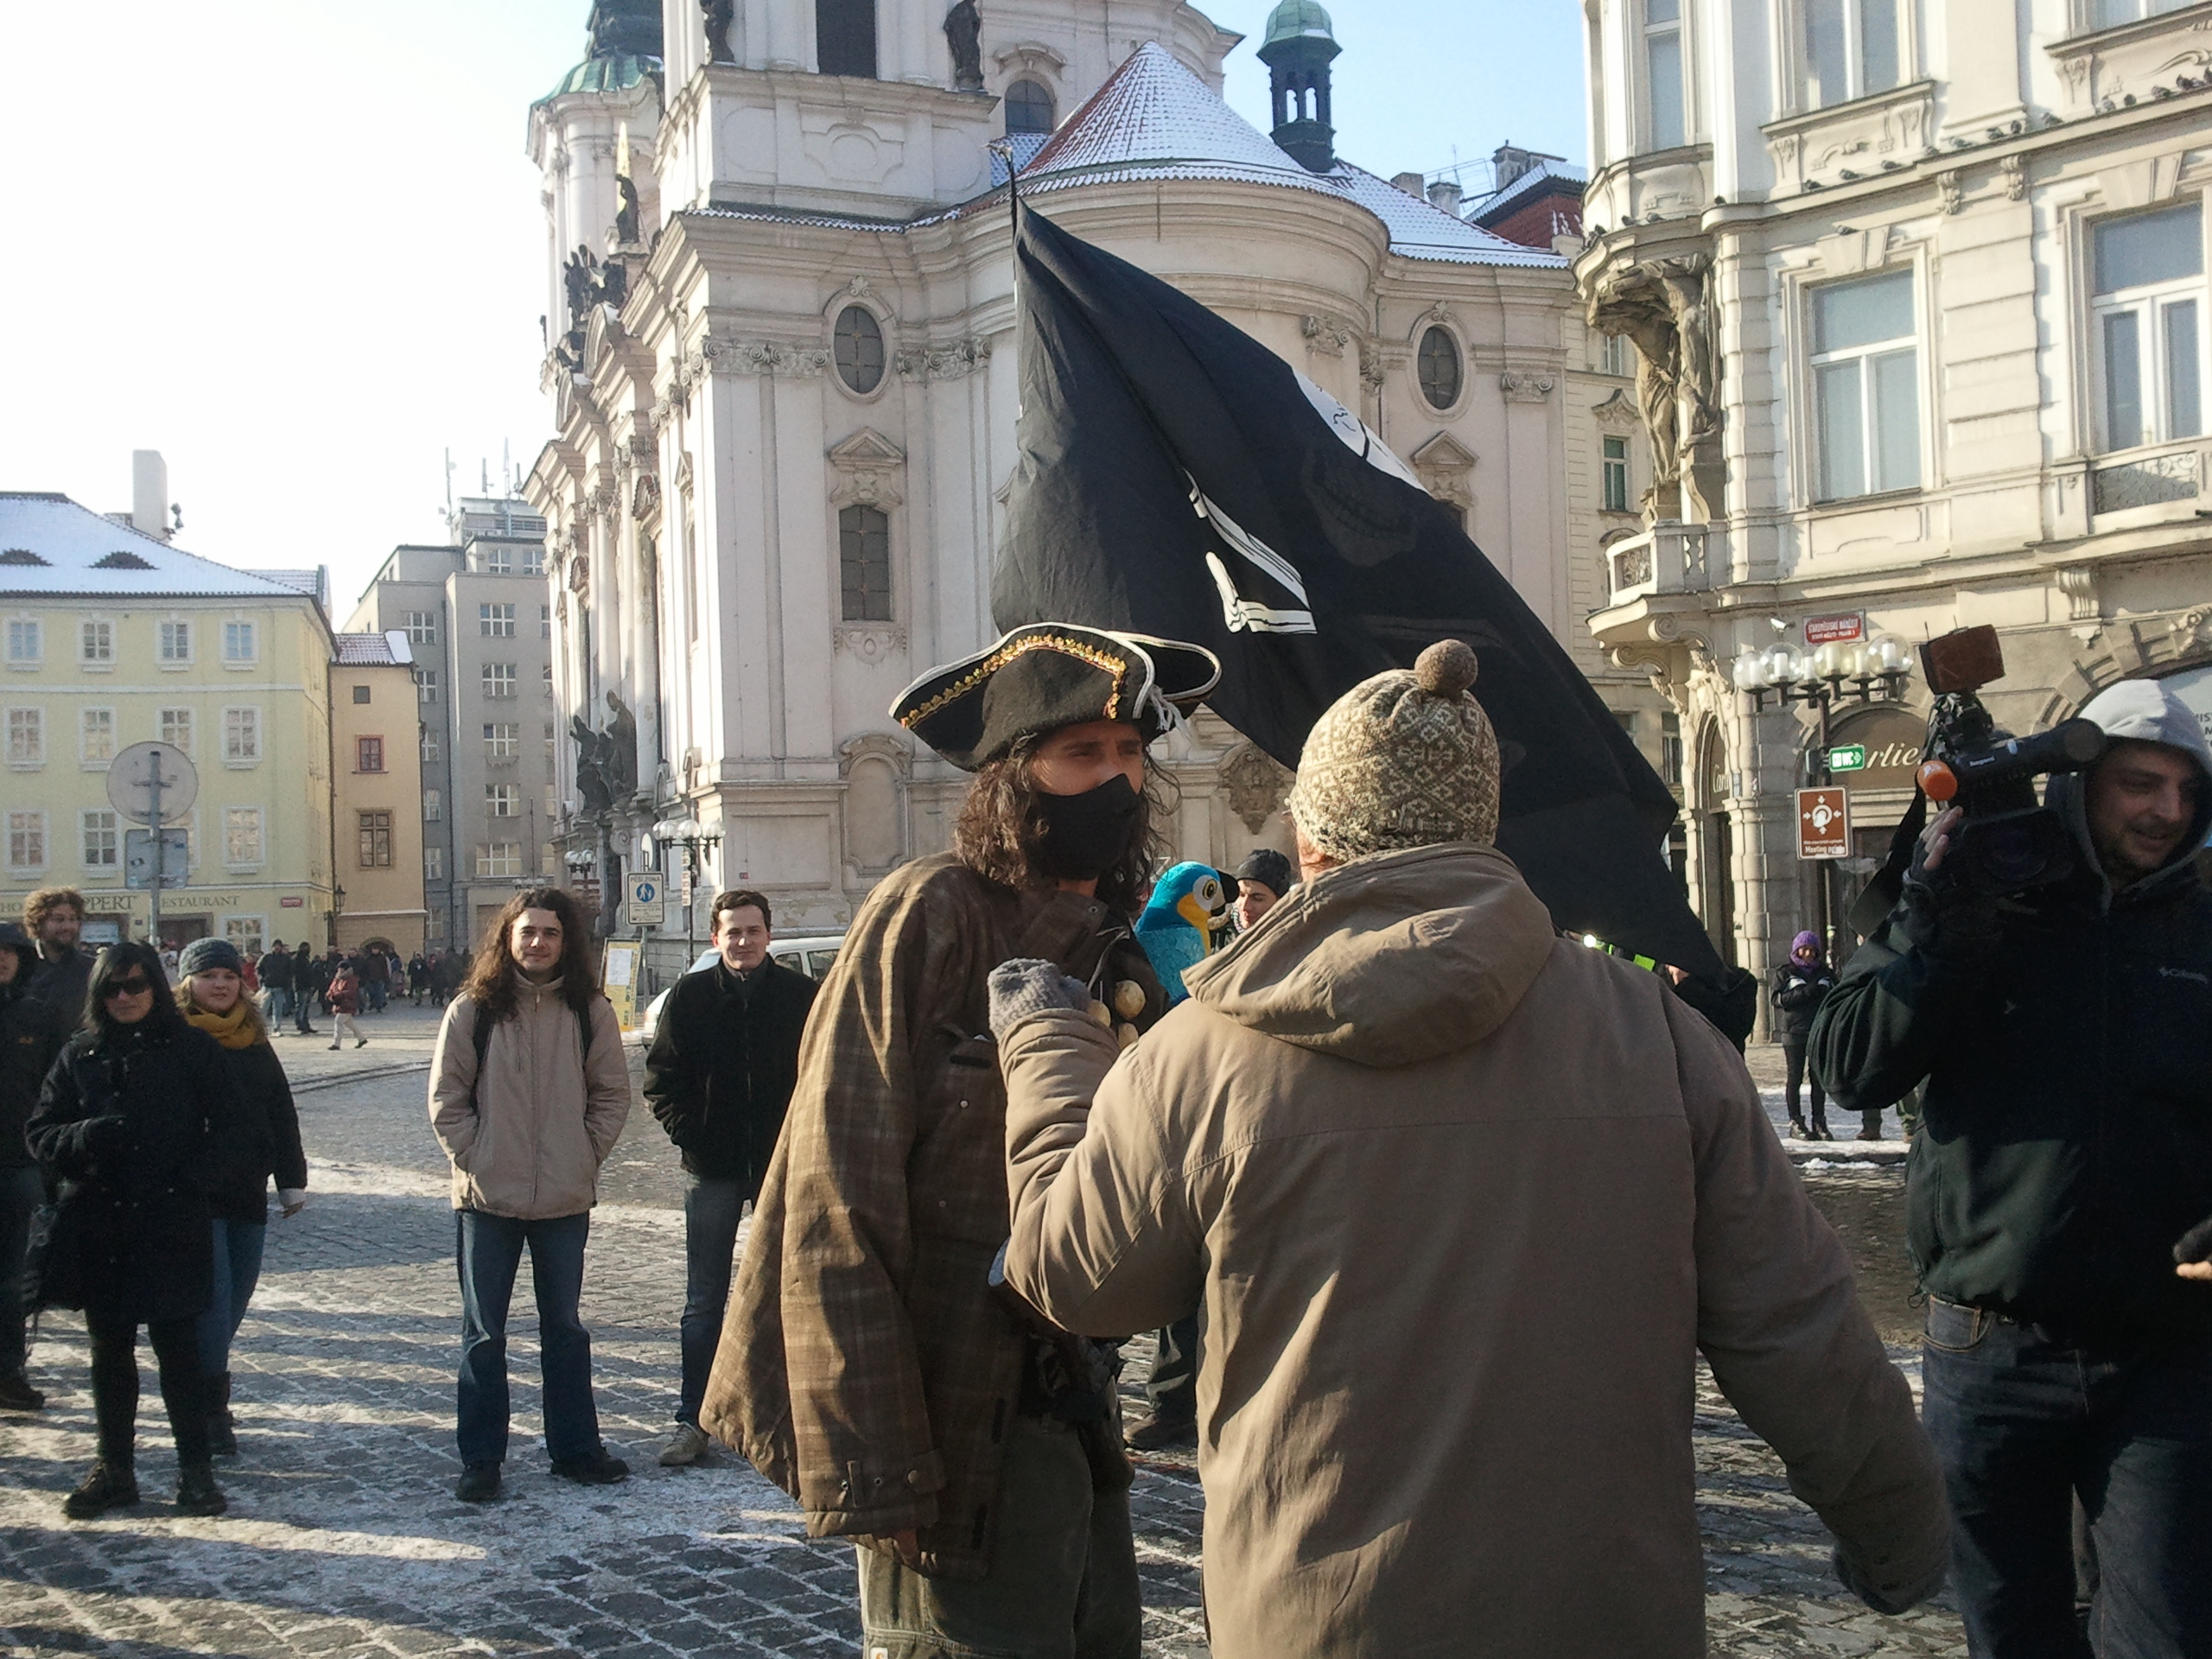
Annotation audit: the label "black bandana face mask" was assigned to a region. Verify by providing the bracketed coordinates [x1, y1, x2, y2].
[1030, 772, 1143, 882]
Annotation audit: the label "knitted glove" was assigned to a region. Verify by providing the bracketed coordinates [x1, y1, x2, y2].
[1834, 1542, 1947, 1616]
[987, 959, 1091, 1043]
[1897, 842, 2003, 963]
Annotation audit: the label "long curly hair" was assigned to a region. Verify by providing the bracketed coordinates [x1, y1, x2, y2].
[951, 735, 1173, 918]
[459, 886, 599, 1027]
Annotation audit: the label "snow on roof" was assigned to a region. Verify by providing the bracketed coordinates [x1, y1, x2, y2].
[685, 42, 1564, 268]
[1467, 157, 1589, 224]
[0, 493, 321, 600]
[333, 631, 414, 667]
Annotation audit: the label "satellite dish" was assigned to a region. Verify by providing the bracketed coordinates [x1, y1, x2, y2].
[106, 741, 199, 826]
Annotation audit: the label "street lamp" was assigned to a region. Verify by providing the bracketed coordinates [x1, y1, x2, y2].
[652, 815, 722, 969]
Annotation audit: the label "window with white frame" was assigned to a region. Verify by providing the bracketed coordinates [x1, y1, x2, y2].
[80, 708, 115, 764]
[477, 842, 521, 878]
[424, 788, 442, 820]
[7, 810, 47, 870]
[1599, 333, 1634, 377]
[482, 663, 516, 698]
[544, 783, 559, 817]
[1644, 0, 1687, 149]
[541, 664, 554, 697]
[540, 604, 551, 639]
[5, 619, 41, 664]
[483, 721, 519, 758]
[425, 844, 443, 880]
[159, 620, 192, 664]
[80, 620, 112, 664]
[1804, 0, 1899, 109]
[523, 547, 545, 576]
[543, 721, 556, 762]
[404, 610, 438, 644]
[421, 728, 440, 763]
[81, 809, 118, 869]
[225, 807, 264, 867]
[415, 667, 438, 704]
[2088, 0, 2199, 29]
[485, 546, 513, 575]
[541, 842, 560, 876]
[223, 916, 264, 957]
[160, 707, 194, 755]
[224, 706, 260, 761]
[486, 782, 519, 818]
[7, 707, 43, 766]
[2092, 200, 2204, 454]
[222, 620, 257, 663]
[1602, 436, 1632, 512]
[1809, 269, 1921, 499]
[480, 602, 515, 637]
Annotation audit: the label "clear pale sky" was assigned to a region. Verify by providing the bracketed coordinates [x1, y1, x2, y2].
[0, 2, 1585, 619]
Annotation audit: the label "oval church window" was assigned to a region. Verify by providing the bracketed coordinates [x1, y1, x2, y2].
[1418, 326, 1463, 410]
[835, 306, 887, 395]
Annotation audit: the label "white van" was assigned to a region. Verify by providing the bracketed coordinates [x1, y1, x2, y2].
[632, 932, 845, 1046]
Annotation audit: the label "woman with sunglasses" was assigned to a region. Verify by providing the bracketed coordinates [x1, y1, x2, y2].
[175, 937, 308, 1456]
[26, 940, 255, 1518]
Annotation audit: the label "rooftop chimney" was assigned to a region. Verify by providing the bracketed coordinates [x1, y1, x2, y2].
[1391, 171, 1427, 199]
[131, 451, 172, 543]
[1427, 179, 1464, 217]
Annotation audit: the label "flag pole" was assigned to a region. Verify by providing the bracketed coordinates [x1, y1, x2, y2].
[988, 137, 1020, 241]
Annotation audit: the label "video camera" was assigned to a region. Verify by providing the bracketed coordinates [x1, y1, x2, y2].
[1912, 626, 2107, 895]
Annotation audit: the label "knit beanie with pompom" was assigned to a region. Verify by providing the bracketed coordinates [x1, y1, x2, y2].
[1286, 639, 1502, 863]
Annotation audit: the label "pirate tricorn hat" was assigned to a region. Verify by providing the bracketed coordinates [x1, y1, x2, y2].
[892, 624, 1222, 772]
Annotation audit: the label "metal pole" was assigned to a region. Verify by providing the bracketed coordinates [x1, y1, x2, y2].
[1816, 693, 1836, 967]
[148, 747, 164, 948]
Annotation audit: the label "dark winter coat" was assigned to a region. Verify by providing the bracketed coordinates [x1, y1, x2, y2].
[1768, 961, 1834, 1043]
[1812, 706, 2212, 1346]
[2, 971, 64, 1171]
[27, 945, 93, 1029]
[206, 1037, 308, 1224]
[25, 1016, 254, 1320]
[644, 958, 818, 1192]
[259, 949, 296, 993]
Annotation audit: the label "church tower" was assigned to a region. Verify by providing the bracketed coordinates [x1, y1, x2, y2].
[1257, 0, 1339, 174]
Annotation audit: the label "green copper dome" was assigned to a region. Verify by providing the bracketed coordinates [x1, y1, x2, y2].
[541, 51, 658, 101]
[1263, 0, 1336, 47]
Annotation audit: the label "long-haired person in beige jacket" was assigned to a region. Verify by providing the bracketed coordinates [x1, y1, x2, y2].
[428, 887, 631, 1504]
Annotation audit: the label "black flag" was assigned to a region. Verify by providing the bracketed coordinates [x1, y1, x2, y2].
[994, 204, 1722, 977]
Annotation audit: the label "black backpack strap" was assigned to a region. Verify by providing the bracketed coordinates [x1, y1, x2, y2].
[468, 997, 593, 1103]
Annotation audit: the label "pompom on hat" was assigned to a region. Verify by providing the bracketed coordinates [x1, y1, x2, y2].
[1287, 639, 1502, 862]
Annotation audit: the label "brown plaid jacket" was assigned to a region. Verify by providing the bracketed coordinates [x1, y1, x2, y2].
[702, 853, 1160, 1580]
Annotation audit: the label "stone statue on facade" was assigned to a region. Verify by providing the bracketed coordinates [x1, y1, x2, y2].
[1586, 253, 1719, 524]
[563, 245, 598, 331]
[944, 1, 984, 91]
[700, 0, 735, 63]
[571, 714, 616, 816]
[614, 174, 641, 245]
[605, 691, 640, 798]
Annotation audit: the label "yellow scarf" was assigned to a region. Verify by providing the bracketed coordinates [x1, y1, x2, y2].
[185, 1001, 260, 1052]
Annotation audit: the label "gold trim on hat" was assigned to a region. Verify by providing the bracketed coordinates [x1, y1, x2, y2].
[895, 632, 1130, 730]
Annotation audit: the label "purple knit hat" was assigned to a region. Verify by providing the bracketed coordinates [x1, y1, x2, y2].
[1791, 930, 1823, 961]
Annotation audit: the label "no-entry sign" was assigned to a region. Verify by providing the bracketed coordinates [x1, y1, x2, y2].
[1798, 787, 1851, 859]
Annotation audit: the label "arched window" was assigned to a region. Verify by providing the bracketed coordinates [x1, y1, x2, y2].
[840, 505, 892, 620]
[1417, 326, 1462, 410]
[834, 306, 886, 395]
[1004, 79, 1056, 135]
[817, 0, 876, 78]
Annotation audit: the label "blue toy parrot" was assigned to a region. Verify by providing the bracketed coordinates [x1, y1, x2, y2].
[1135, 862, 1236, 1005]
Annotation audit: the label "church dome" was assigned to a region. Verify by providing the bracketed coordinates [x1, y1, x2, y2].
[1262, 0, 1336, 47]
[543, 50, 658, 100]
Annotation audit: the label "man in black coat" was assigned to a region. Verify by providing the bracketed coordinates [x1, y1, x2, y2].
[642, 888, 817, 1467]
[22, 887, 92, 1028]
[289, 943, 325, 1036]
[0, 926, 64, 1410]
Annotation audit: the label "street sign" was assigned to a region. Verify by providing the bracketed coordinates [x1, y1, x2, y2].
[1798, 787, 1852, 859]
[601, 941, 640, 1029]
[106, 741, 199, 826]
[1803, 613, 1866, 647]
[1827, 744, 1868, 772]
[124, 828, 189, 889]
[626, 873, 664, 926]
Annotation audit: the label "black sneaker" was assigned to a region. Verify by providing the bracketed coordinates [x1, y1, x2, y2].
[454, 1461, 502, 1503]
[0, 1373, 44, 1411]
[1123, 1413, 1198, 1452]
[550, 1447, 629, 1486]
[175, 1461, 226, 1517]
[62, 1461, 138, 1519]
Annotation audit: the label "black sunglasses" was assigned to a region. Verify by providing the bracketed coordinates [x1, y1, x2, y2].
[102, 977, 152, 998]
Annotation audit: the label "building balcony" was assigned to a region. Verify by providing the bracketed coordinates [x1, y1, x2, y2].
[1589, 520, 1726, 662]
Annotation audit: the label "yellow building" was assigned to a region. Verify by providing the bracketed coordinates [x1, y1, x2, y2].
[329, 632, 427, 958]
[0, 490, 334, 957]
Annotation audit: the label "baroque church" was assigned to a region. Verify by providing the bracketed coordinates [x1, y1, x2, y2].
[529, 0, 1651, 944]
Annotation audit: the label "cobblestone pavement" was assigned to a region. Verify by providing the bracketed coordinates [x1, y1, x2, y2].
[0, 1049, 1966, 1657]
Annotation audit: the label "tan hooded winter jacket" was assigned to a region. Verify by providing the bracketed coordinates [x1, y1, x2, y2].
[428, 980, 631, 1220]
[999, 842, 1948, 1659]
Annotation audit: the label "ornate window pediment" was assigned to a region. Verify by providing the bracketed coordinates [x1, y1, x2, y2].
[1409, 432, 1478, 509]
[828, 428, 907, 508]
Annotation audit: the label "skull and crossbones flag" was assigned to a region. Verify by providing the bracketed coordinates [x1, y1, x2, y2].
[993, 202, 1720, 976]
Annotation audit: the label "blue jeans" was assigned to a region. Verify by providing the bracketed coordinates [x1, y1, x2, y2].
[1922, 1299, 2212, 1657]
[454, 1210, 601, 1465]
[678, 1177, 747, 1427]
[0, 1166, 43, 1378]
[195, 1217, 266, 1374]
[264, 986, 293, 1025]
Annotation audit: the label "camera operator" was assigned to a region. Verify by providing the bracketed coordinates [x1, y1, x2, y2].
[1813, 677, 2212, 1656]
